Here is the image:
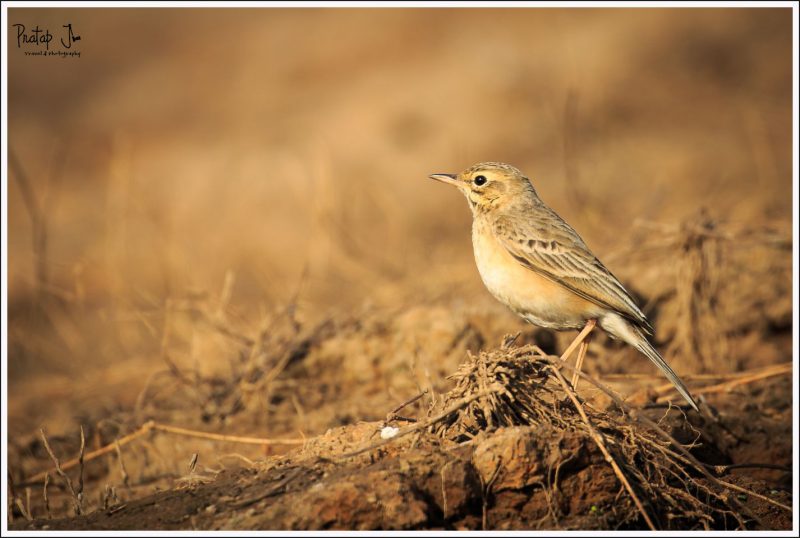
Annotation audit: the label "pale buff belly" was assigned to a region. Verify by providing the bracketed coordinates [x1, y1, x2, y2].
[471, 222, 604, 330]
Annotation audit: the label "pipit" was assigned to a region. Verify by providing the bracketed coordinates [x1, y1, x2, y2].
[431, 162, 699, 411]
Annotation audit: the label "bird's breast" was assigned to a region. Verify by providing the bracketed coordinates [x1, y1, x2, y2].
[471, 219, 602, 330]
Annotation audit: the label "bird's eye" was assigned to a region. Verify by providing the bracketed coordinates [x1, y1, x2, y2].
[474, 175, 487, 186]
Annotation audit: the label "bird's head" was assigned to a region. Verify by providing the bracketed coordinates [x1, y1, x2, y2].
[429, 162, 537, 213]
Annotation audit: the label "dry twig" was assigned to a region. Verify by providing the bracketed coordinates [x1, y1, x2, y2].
[24, 421, 306, 487]
[339, 390, 498, 460]
[114, 439, 130, 489]
[43, 473, 51, 519]
[150, 423, 306, 446]
[559, 358, 793, 514]
[544, 357, 657, 530]
[77, 426, 86, 507]
[14, 498, 32, 522]
[385, 389, 428, 424]
[654, 362, 792, 402]
[39, 428, 82, 515]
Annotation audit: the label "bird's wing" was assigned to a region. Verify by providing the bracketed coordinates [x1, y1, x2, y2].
[494, 210, 654, 334]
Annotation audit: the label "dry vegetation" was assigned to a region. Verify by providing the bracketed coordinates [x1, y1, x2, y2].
[6, 7, 794, 530]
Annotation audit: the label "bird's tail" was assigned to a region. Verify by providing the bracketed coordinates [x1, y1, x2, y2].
[600, 313, 699, 412]
[631, 329, 700, 412]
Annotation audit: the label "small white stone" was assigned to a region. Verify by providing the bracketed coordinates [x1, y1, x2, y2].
[380, 426, 400, 439]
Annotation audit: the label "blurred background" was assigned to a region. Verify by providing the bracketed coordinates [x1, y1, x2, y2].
[6, 7, 794, 505]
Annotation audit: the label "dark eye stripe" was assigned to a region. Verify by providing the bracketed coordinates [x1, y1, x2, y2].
[474, 175, 487, 186]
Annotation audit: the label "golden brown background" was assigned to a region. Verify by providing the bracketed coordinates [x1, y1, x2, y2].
[6, 8, 794, 512]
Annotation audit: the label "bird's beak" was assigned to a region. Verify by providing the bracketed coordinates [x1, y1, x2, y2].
[429, 173, 460, 187]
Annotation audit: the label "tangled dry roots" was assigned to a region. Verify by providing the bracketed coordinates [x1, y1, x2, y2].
[429, 342, 576, 440]
[427, 340, 754, 529]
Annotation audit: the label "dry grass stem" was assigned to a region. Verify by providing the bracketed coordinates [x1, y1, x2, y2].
[9, 147, 48, 293]
[114, 438, 130, 489]
[24, 421, 307, 487]
[653, 362, 792, 401]
[39, 428, 82, 516]
[188, 453, 199, 474]
[385, 389, 428, 424]
[7, 470, 16, 523]
[77, 426, 85, 508]
[604, 362, 792, 383]
[14, 498, 33, 522]
[43, 473, 51, 519]
[151, 423, 306, 446]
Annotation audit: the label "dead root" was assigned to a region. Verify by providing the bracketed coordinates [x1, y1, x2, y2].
[428, 342, 573, 439]
[424, 341, 790, 530]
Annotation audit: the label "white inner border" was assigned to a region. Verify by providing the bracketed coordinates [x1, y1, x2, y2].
[2, 1, 798, 536]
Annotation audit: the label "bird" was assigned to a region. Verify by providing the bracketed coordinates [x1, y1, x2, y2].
[430, 161, 699, 411]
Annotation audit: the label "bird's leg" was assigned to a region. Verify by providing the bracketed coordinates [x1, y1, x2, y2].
[572, 319, 597, 389]
[558, 319, 597, 364]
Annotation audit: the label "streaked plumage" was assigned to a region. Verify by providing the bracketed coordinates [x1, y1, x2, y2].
[430, 162, 699, 411]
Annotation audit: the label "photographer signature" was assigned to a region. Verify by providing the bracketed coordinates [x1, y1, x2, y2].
[13, 23, 81, 51]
